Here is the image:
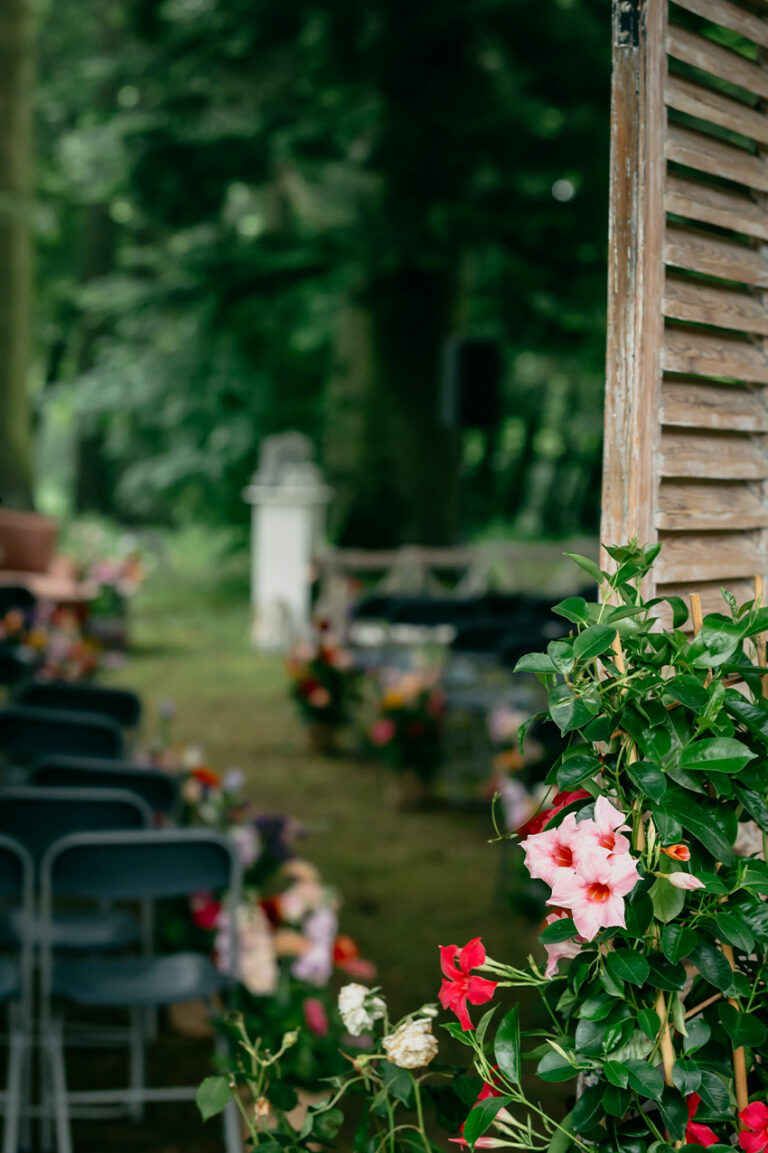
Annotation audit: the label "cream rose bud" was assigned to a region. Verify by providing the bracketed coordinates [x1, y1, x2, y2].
[382, 1018, 438, 1069]
[338, 983, 386, 1036]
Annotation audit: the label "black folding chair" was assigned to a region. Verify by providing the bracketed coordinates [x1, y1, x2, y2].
[41, 830, 242, 1153]
[0, 835, 33, 1153]
[15, 684, 142, 731]
[31, 757, 179, 821]
[0, 707, 123, 777]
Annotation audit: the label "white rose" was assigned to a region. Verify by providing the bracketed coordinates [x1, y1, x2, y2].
[337, 983, 386, 1036]
[382, 1018, 438, 1069]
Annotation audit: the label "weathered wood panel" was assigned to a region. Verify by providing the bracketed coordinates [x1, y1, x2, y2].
[656, 579, 757, 616]
[663, 275, 768, 334]
[664, 224, 768, 285]
[662, 326, 768, 382]
[666, 73, 768, 146]
[660, 427, 768, 479]
[666, 123, 768, 192]
[667, 24, 768, 99]
[666, 174, 768, 242]
[671, 0, 768, 49]
[661, 377, 768, 430]
[603, 0, 768, 602]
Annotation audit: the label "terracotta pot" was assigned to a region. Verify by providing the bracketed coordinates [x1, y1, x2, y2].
[307, 721, 341, 756]
[0, 509, 58, 573]
[388, 768, 433, 812]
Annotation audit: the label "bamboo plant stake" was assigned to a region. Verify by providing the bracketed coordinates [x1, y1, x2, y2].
[690, 592, 749, 1118]
[609, 631, 677, 1085]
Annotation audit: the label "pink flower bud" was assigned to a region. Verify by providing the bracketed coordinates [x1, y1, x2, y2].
[667, 872, 705, 890]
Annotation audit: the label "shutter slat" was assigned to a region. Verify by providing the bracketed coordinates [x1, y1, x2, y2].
[664, 223, 768, 285]
[663, 327, 768, 382]
[666, 73, 768, 146]
[666, 123, 768, 193]
[661, 377, 768, 430]
[671, 0, 768, 50]
[667, 23, 768, 99]
[660, 428, 768, 478]
[663, 274, 768, 334]
[666, 173, 768, 242]
[656, 529, 764, 582]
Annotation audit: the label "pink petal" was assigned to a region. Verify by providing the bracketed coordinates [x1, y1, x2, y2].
[667, 873, 705, 891]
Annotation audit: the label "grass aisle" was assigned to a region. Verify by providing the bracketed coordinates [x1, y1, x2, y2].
[99, 532, 541, 1149]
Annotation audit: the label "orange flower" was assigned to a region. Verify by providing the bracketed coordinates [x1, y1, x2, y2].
[661, 843, 690, 862]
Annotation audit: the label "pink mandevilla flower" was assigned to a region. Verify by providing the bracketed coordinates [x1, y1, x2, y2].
[572, 796, 631, 868]
[667, 872, 705, 891]
[522, 812, 583, 888]
[542, 911, 584, 978]
[549, 847, 640, 941]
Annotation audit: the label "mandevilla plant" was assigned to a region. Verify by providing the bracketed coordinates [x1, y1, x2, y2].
[201, 543, 768, 1153]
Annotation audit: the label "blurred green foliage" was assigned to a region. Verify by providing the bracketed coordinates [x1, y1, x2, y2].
[35, 0, 610, 541]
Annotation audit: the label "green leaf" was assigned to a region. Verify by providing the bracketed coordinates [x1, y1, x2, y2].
[540, 917, 577, 944]
[463, 1096, 514, 1151]
[661, 924, 698, 965]
[664, 675, 709, 712]
[682, 1015, 710, 1055]
[548, 684, 595, 734]
[546, 1112, 574, 1153]
[650, 807, 683, 845]
[571, 1085, 603, 1134]
[664, 596, 690, 628]
[659, 1087, 688, 1141]
[678, 737, 755, 774]
[719, 1003, 767, 1048]
[734, 786, 768, 836]
[548, 639, 575, 674]
[514, 652, 556, 674]
[695, 613, 744, 667]
[553, 597, 590, 625]
[650, 878, 685, 924]
[601, 1083, 631, 1118]
[692, 943, 735, 993]
[672, 1058, 701, 1096]
[556, 751, 601, 790]
[475, 1006, 498, 1050]
[196, 1075, 231, 1122]
[605, 949, 650, 988]
[381, 1061, 413, 1106]
[647, 956, 687, 992]
[715, 912, 755, 955]
[662, 793, 735, 865]
[637, 1007, 660, 1040]
[494, 1008, 521, 1085]
[313, 1108, 345, 1142]
[602, 1060, 629, 1088]
[564, 552, 605, 586]
[698, 1071, 730, 1113]
[626, 759, 667, 803]
[625, 1058, 664, 1101]
[537, 1049, 578, 1083]
[573, 624, 617, 662]
[441, 1022, 475, 1046]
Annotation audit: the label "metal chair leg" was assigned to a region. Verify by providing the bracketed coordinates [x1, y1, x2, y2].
[128, 1009, 145, 1122]
[223, 1100, 242, 1153]
[3, 1031, 24, 1153]
[46, 1021, 72, 1153]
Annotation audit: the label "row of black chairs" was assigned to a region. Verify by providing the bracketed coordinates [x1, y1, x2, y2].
[0, 679, 241, 1153]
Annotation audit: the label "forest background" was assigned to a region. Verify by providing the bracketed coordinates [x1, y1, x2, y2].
[0, 0, 611, 547]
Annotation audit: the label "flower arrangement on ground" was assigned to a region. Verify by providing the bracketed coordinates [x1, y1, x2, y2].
[202, 541, 768, 1153]
[0, 602, 104, 682]
[368, 673, 444, 794]
[287, 621, 359, 751]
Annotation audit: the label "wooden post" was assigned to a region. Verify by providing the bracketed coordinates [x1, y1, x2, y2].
[600, 0, 667, 574]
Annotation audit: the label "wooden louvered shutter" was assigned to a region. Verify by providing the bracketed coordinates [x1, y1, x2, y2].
[601, 0, 768, 610]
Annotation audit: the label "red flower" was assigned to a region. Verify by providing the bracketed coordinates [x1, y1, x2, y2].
[686, 1094, 718, 1147]
[438, 937, 497, 1031]
[740, 1102, 768, 1152]
[516, 789, 591, 838]
[192, 767, 221, 789]
[190, 894, 222, 931]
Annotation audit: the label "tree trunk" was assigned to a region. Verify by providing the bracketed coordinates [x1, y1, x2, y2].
[334, 269, 458, 548]
[0, 0, 34, 509]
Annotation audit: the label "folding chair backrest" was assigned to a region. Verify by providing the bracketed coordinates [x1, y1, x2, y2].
[0, 705, 123, 766]
[0, 586, 36, 616]
[0, 834, 31, 901]
[45, 829, 238, 901]
[0, 786, 151, 863]
[31, 757, 179, 817]
[15, 683, 142, 729]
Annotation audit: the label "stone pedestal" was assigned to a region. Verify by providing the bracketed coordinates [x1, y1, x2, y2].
[242, 434, 331, 650]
